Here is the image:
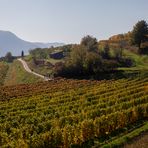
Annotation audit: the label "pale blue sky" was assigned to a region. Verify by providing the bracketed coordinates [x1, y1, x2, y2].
[0, 0, 148, 43]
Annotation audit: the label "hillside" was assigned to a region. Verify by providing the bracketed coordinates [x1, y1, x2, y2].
[23, 45, 71, 77]
[25, 42, 148, 80]
[119, 49, 148, 70]
[0, 30, 64, 57]
[0, 60, 43, 86]
[0, 20, 147, 148]
[4, 60, 43, 86]
[0, 75, 148, 147]
[0, 62, 9, 85]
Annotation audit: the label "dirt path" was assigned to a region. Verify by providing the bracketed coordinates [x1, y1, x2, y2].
[124, 132, 148, 148]
[18, 58, 51, 81]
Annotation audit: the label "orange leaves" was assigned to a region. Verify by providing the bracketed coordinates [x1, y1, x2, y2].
[80, 120, 95, 142]
[145, 85, 148, 92]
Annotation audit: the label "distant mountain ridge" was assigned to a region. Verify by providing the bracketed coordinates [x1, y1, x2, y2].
[0, 30, 64, 57]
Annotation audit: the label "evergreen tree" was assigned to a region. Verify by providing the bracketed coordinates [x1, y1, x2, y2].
[131, 20, 148, 49]
[21, 50, 24, 57]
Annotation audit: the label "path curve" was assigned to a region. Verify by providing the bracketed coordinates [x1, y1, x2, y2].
[18, 58, 51, 81]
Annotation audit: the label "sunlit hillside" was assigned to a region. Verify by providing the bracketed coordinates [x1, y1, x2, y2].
[0, 75, 148, 147]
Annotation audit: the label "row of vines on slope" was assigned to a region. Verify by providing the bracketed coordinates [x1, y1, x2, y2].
[0, 77, 148, 147]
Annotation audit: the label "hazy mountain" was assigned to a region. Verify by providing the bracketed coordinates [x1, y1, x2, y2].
[0, 30, 64, 57]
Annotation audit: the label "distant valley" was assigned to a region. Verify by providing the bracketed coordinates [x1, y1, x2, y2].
[0, 30, 64, 57]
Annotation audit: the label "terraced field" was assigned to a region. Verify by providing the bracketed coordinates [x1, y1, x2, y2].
[0, 76, 148, 147]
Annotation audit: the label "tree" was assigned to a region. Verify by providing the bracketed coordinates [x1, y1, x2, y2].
[131, 20, 148, 49]
[70, 45, 87, 74]
[21, 50, 24, 57]
[5, 52, 13, 63]
[29, 48, 48, 59]
[81, 35, 98, 52]
[84, 52, 102, 74]
[53, 35, 118, 78]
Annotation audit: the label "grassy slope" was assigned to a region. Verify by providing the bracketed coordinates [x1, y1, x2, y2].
[46, 57, 63, 64]
[0, 62, 9, 86]
[24, 57, 52, 76]
[100, 122, 148, 148]
[24, 55, 63, 76]
[4, 60, 42, 86]
[27, 60, 53, 76]
[124, 131, 148, 148]
[119, 49, 148, 71]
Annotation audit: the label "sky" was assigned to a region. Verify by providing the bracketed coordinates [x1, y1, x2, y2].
[0, 0, 148, 44]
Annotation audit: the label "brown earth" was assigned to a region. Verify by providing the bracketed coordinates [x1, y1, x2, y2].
[124, 132, 148, 148]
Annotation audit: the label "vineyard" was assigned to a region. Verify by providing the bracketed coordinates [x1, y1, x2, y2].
[0, 62, 9, 86]
[0, 76, 148, 147]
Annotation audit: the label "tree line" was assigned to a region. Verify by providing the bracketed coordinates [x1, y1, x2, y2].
[54, 20, 148, 78]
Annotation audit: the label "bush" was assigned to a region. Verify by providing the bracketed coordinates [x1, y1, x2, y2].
[118, 58, 135, 67]
[139, 47, 148, 55]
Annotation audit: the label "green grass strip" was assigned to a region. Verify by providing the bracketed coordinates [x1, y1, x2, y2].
[101, 121, 148, 148]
